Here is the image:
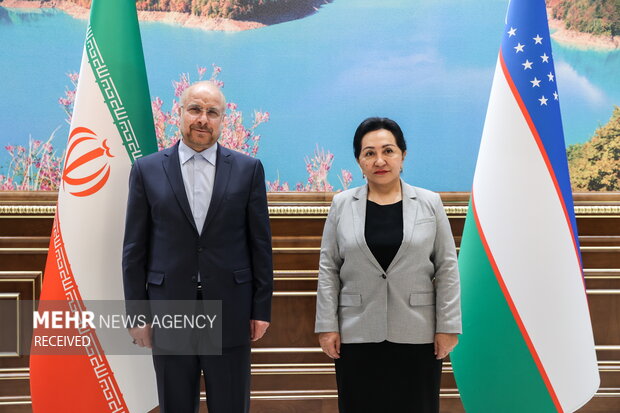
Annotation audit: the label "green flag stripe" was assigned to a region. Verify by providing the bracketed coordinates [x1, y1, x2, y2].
[85, 27, 143, 162]
[471, 194, 562, 411]
[451, 203, 559, 412]
[87, 0, 158, 162]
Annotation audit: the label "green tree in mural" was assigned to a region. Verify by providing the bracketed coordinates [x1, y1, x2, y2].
[549, 0, 620, 36]
[29, 0, 330, 20]
[567, 106, 620, 191]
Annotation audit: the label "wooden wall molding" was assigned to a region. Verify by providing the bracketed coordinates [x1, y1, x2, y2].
[2, 204, 620, 217]
[0, 190, 619, 412]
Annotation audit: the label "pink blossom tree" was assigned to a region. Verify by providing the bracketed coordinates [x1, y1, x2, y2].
[1, 66, 269, 190]
[266, 145, 354, 192]
[0, 128, 64, 190]
[58, 72, 79, 124]
[153, 65, 269, 156]
[1, 67, 354, 192]
[338, 169, 353, 191]
[265, 172, 290, 192]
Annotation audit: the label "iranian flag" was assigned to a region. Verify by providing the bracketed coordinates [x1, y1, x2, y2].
[29, 0, 159, 411]
[450, 0, 599, 412]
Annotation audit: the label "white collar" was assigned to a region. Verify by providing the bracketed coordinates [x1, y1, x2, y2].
[179, 140, 217, 166]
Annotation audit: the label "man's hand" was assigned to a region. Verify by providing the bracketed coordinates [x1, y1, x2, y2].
[318, 332, 341, 359]
[434, 333, 458, 359]
[129, 325, 152, 348]
[250, 320, 270, 341]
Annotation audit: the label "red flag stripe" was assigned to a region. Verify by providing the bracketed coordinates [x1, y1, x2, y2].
[31, 212, 129, 413]
[471, 193, 563, 412]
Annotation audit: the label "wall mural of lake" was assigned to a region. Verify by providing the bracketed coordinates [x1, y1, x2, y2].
[0, 0, 618, 191]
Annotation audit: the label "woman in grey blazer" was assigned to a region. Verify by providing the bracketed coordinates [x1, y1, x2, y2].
[315, 118, 461, 413]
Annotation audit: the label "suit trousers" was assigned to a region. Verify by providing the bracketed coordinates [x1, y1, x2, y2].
[152, 289, 251, 413]
[334, 341, 442, 413]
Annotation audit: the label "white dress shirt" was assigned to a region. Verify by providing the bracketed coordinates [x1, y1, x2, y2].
[178, 140, 217, 235]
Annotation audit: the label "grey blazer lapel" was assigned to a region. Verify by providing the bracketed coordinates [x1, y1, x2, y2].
[352, 185, 385, 274]
[162, 142, 198, 234]
[386, 181, 419, 273]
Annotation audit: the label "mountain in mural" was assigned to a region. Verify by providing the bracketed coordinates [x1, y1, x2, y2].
[12, 0, 334, 25]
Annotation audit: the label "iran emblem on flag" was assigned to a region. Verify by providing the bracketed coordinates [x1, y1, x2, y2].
[30, 1, 159, 412]
[61, 126, 114, 198]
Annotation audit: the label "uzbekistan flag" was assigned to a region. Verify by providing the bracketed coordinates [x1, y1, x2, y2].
[29, 0, 159, 411]
[450, 0, 599, 412]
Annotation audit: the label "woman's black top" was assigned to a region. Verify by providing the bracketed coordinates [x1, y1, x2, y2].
[364, 200, 403, 272]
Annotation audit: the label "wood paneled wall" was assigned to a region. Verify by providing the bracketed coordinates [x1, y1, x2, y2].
[0, 191, 618, 412]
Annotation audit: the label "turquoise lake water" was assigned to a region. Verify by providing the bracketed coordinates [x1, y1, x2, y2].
[1, 0, 618, 190]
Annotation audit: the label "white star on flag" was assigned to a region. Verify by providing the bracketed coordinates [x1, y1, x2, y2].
[451, 0, 600, 411]
[547, 72, 554, 81]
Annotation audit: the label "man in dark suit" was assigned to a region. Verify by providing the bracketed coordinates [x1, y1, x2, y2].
[122, 81, 273, 413]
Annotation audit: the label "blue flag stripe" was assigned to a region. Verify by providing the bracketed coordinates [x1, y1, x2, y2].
[499, 0, 582, 271]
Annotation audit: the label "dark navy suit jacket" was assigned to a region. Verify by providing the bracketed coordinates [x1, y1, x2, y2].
[122, 142, 273, 348]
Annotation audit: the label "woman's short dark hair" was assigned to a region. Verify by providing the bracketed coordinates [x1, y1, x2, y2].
[353, 117, 407, 159]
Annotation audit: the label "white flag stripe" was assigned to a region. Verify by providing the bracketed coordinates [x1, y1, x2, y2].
[58, 46, 158, 412]
[107, 355, 158, 412]
[59, 52, 131, 301]
[473, 59, 599, 411]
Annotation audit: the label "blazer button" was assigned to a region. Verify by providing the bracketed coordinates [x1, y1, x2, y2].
[197, 247, 204, 253]
[191, 276, 197, 282]
[381, 274, 387, 279]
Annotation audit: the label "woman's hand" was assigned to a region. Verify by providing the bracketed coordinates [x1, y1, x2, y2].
[434, 333, 458, 359]
[319, 332, 341, 359]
